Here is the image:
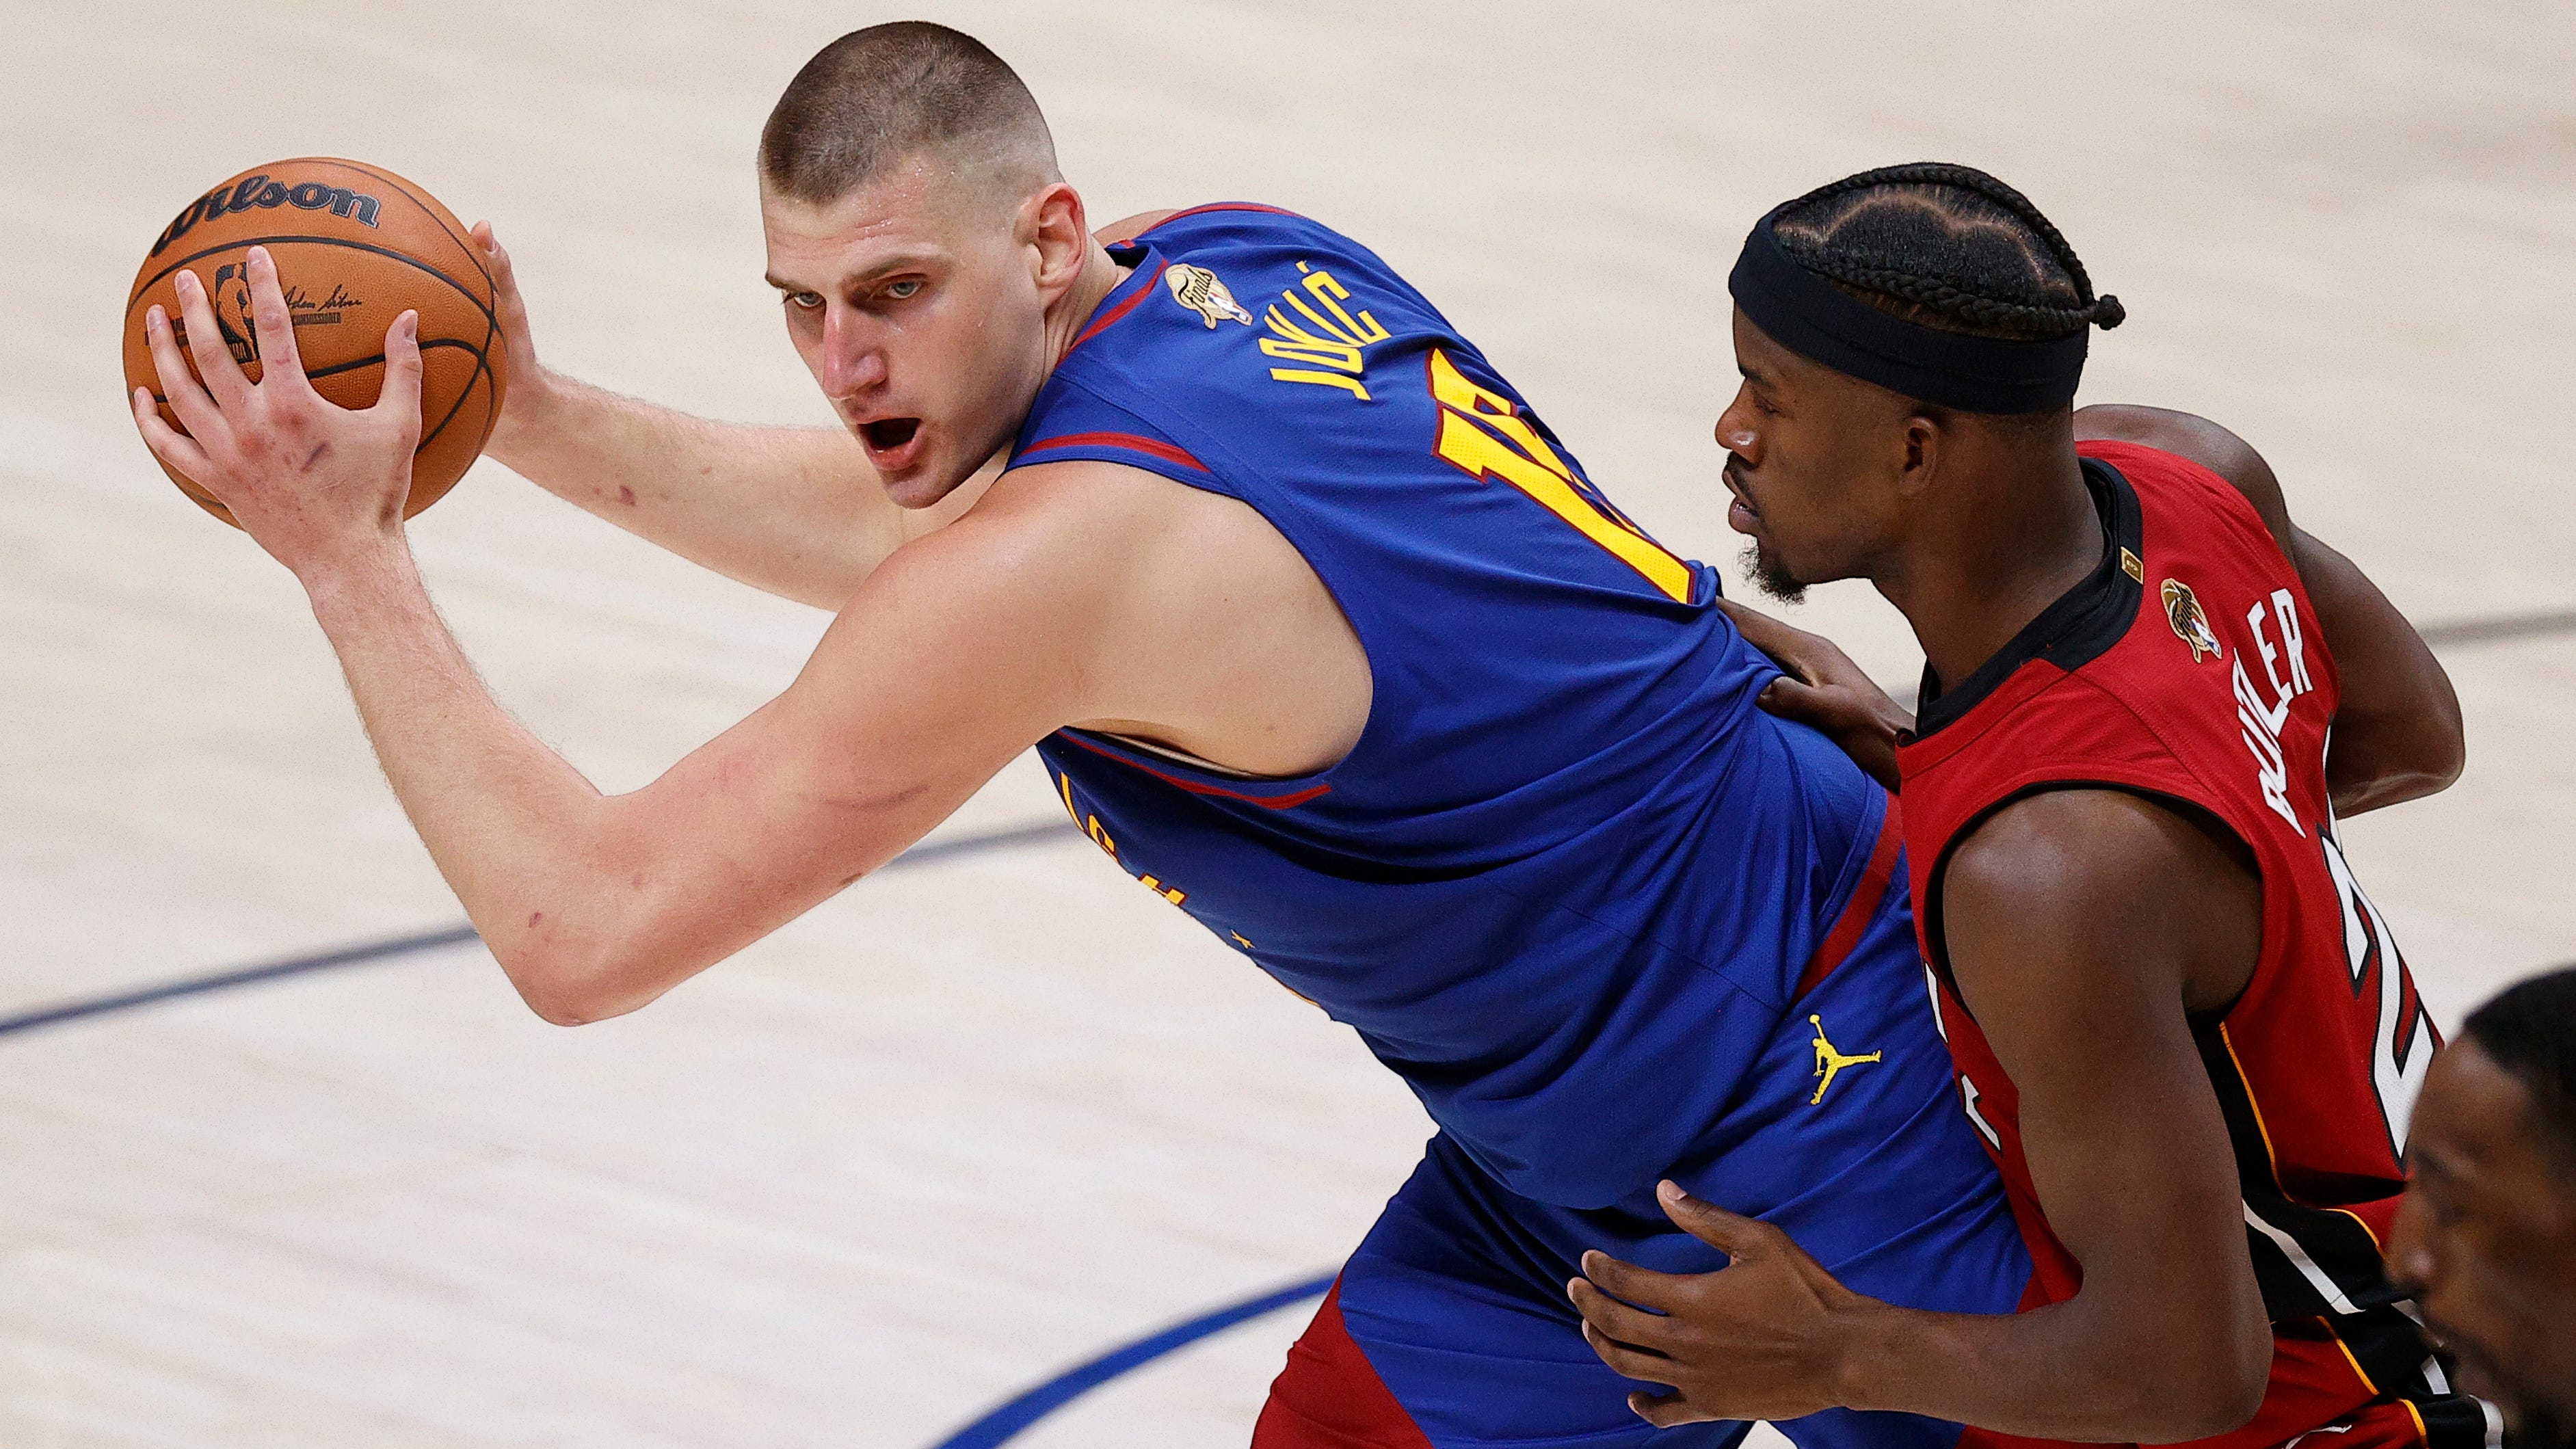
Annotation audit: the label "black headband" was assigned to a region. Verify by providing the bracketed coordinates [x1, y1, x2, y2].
[1727, 203, 2090, 414]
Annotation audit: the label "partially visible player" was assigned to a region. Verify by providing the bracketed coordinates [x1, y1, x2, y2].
[2393, 967, 2576, 1449]
[129, 29, 2032, 1449]
[1568, 164, 2485, 1449]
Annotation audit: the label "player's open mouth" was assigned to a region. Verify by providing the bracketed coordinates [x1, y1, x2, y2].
[1722, 468, 1762, 535]
[858, 416, 924, 469]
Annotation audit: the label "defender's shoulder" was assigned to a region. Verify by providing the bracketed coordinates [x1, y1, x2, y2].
[2075, 404, 2292, 546]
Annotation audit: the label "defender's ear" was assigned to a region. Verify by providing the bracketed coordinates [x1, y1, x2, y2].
[1897, 412, 1944, 498]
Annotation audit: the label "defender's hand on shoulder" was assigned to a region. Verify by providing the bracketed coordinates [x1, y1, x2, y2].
[1718, 599, 1910, 792]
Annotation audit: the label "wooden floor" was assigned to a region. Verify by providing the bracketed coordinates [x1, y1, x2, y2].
[3, 1, 2571, 1444]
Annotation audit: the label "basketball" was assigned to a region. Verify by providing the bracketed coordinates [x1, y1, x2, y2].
[121, 157, 507, 527]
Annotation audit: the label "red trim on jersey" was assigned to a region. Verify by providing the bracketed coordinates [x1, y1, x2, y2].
[1070, 258, 1171, 351]
[1141, 202, 1307, 233]
[1794, 795, 1904, 1000]
[1017, 430, 1210, 473]
[1251, 1279, 1435, 1449]
[1062, 732, 1332, 810]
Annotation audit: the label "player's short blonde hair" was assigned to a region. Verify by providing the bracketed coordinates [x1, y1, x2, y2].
[758, 21, 1061, 211]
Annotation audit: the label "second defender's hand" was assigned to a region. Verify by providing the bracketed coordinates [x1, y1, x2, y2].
[1717, 598, 1911, 791]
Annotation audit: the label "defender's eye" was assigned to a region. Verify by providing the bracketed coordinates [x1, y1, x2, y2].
[785, 291, 823, 311]
[884, 278, 922, 300]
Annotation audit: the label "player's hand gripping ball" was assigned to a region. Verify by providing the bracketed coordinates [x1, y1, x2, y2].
[122, 158, 507, 527]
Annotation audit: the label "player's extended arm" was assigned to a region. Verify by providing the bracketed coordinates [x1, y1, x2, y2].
[469, 223, 974, 611]
[2075, 403, 2464, 814]
[1569, 790, 2272, 1440]
[129, 247, 1141, 1022]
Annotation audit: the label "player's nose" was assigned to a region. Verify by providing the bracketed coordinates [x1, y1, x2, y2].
[819, 308, 888, 396]
[1714, 391, 1762, 463]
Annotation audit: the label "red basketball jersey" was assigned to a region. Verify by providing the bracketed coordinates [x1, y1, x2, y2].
[1894, 440, 2489, 1449]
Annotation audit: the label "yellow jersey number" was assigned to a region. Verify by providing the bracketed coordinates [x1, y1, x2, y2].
[1425, 348, 1693, 604]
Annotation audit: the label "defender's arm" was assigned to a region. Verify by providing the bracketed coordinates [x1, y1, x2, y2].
[1842, 790, 2274, 1436]
[1571, 790, 2272, 1439]
[2075, 403, 2464, 814]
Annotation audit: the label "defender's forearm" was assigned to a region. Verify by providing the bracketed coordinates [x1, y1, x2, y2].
[301, 544, 633, 1020]
[1834, 1294, 2258, 1442]
[490, 373, 900, 609]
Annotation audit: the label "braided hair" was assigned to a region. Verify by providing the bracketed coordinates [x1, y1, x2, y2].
[1769, 163, 2125, 343]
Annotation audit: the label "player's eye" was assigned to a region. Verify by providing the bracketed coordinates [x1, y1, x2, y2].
[884, 278, 922, 300]
[784, 291, 823, 312]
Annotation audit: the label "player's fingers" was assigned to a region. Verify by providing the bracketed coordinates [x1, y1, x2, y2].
[1577, 1249, 1688, 1309]
[375, 310, 425, 436]
[144, 303, 229, 446]
[1755, 673, 1835, 722]
[170, 269, 250, 406]
[1578, 1318, 1671, 1381]
[1628, 1390, 1706, 1429]
[243, 247, 308, 390]
[1657, 1181, 1773, 1258]
[473, 221, 537, 344]
[131, 385, 213, 480]
[1714, 596, 1808, 663]
[1567, 1274, 1670, 1345]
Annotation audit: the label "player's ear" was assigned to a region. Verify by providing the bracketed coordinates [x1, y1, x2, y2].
[1026, 182, 1089, 295]
[1896, 412, 1943, 498]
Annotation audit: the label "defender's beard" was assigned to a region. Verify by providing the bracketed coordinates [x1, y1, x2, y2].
[1740, 541, 1807, 605]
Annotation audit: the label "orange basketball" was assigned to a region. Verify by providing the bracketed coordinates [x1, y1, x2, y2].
[122, 157, 507, 527]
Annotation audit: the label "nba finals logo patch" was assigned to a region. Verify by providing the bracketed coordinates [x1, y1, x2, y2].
[1165, 263, 1253, 328]
[2162, 579, 2223, 663]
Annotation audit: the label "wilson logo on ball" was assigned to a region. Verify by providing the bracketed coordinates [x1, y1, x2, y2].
[150, 174, 384, 259]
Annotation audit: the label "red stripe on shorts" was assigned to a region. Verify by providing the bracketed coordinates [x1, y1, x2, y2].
[1251, 1279, 1435, 1449]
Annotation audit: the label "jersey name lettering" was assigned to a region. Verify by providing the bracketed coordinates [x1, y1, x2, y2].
[1261, 263, 1389, 400]
[2231, 587, 2316, 834]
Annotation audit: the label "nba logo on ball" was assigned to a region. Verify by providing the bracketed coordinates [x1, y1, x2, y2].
[122, 157, 509, 528]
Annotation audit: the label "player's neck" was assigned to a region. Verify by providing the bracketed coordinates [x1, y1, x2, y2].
[1881, 438, 2100, 697]
[1042, 237, 1132, 374]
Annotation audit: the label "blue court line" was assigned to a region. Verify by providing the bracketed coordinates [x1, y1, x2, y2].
[0, 819, 1078, 1040]
[928, 1275, 1336, 1449]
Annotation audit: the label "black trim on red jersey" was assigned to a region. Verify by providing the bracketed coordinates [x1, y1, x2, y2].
[2197, 1022, 2412, 1317]
[1913, 457, 2144, 739]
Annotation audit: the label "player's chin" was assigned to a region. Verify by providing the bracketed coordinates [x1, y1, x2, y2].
[1740, 540, 1810, 605]
[877, 450, 977, 511]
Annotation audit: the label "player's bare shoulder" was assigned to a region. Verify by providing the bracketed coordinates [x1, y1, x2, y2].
[903, 455, 1370, 778]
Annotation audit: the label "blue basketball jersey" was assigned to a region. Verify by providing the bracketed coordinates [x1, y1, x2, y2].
[1017, 205, 1903, 1209]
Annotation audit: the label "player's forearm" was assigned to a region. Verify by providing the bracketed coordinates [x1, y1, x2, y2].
[489, 371, 899, 609]
[300, 543, 660, 1023]
[2290, 529, 2465, 814]
[1833, 1291, 2266, 1441]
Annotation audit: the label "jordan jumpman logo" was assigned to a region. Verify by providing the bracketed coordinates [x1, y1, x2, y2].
[1809, 1013, 1883, 1106]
